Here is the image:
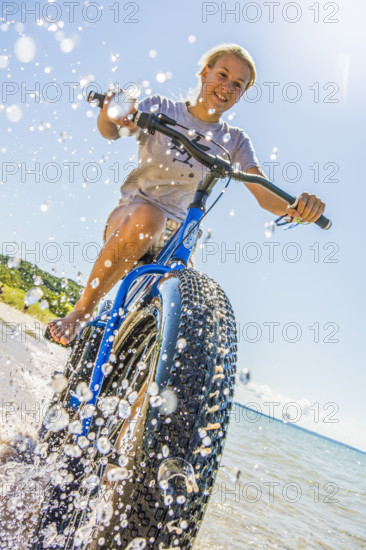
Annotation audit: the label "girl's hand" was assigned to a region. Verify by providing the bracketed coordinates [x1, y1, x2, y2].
[101, 88, 137, 129]
[286, 192, 325, 223]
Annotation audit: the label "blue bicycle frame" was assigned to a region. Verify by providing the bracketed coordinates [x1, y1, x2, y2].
[69, 203, 205, 434]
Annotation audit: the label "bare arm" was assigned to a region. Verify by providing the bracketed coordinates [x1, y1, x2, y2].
[244, 166, 325, 223]
[244, 166, 289, 216]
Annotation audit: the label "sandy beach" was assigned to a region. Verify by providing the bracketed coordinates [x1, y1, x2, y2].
[0, 302, 69, 443]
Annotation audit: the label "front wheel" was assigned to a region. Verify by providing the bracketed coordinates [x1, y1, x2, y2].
[32, 269, 237, 549]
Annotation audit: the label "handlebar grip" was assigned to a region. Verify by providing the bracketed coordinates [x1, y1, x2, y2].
[87, 91, 106, 107]
[315, 214, 332, 230]
[289, 197, 332, 229]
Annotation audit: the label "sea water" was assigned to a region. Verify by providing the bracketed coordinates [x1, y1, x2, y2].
[196, 403, 366, 549]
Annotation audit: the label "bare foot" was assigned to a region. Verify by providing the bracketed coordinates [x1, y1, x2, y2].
[48, 309, 92, 346]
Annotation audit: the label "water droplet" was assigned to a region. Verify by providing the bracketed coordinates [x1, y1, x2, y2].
[223, 132, 231, 143]
[44, 405, 70, 432]
[60, 38, 74, 53]
[106, 466, 129, 481]
[84, 474, 99, 490]
[74, 495, 89, 510]
[101, 363, 113, 375]
[118, 399, 132, 419]
[148, 49, 157, 58]
[40, 523, 65, 547]
[162, 445, 169, 458]
[97, 436, 111, 455]
[39, 300, 49, 311]
[158, 458, 199, 495]
[7, 256, 21, 269]
[164, 494, 173, 506]
[80, 404, 96, 419]
[74, 525, 93, 547]
[0, 54, 9, 69]
[150, 395, 163, 408]
[95, 501, 114, 525]
[188, 35, 196, 43]
[159, 389, 178, 415]
[61, 278, 68, 289]
[24, 287, 44, 306]
[239, 368, 250, 385]
[78, 436, 90, 449]
[128, 390, 138, 404]
[202, 436, 211, 446]
[177, 337, 187, 350]
[205, 131, 213, 141]
[137, 361, 147, 371]
[208, 108, 215, 115]
[98, 396, 119, 415]
[264, 221, 275, 238]
[126, 538, 147, 550]
[156, 72, 166, 83]
[6, 104, 22, 123]
[64, 444, 82, 458]
[68, 420, 82, 434]
[75, 382, 93, 402]
[229, 209, 235, 217]
[51, 373, 68, 395]
[91, 277, 100, 288]
[118, 454, 129, 467]
[148, 382, 159, 396]
[14, 36, 36, 63]
[35, 442, 48, 457]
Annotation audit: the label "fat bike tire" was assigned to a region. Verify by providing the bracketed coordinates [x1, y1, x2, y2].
[31, 269, 237, 549]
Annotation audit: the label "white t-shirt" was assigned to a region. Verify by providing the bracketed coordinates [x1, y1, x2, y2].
[119, 94, 260, 222]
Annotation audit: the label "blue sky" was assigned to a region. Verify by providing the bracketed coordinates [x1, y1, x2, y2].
[0, 0, 365, 449]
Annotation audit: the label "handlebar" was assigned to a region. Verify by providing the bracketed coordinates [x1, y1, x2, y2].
[88, 90, 332, 230]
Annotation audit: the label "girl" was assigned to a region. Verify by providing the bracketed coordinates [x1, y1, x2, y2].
[48, 43, 325, 346]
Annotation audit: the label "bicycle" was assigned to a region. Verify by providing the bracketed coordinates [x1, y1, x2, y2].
[31, 94, 331, 549]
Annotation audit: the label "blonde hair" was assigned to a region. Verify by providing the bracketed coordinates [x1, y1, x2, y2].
[197, 43, 256, 91]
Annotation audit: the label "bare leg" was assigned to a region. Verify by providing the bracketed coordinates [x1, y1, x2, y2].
[49, 203, 166, 345]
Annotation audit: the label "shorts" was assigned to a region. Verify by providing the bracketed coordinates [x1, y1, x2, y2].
[103, 203, 198, 268]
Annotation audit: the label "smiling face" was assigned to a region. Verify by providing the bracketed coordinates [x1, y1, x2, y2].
[198, 53, 252, 116]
